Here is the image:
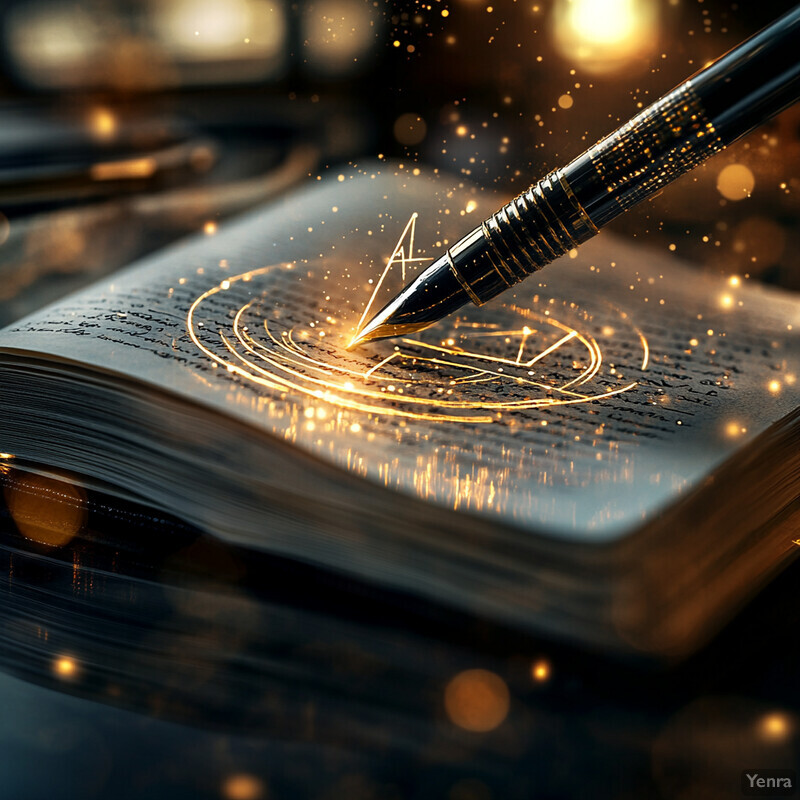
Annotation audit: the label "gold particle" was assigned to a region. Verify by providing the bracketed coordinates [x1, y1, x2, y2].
[557, 94, 573, 109]
[724, 421, 746, 438]
[531, 659, 551, 682]
[54, 656, 78, 678]
[204, 221, 217, 235]
[768, 380, 781, 394]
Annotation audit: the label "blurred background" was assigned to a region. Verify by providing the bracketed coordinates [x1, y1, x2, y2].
[0, 0, 797, 328]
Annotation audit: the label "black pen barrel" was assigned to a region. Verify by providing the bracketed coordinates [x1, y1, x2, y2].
[695, 4, 800, 143]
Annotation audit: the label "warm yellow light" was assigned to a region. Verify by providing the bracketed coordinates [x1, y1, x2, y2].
[728, 275, 741, 287]
[724, 421, 746, 438]
[552, 0, 659, 73]
[531, 659, 551, 682]
[768, 380, 781, 394]
[716, 164, 755, 201]
[719, 294, 733, 308]
[571, 0, 638, 43]
[204, 221, 218, 235]
[90, 157, 157, 181]
[465, 200, 478, 213]
[88, 108, 117, 140]
[54, 656, 77, 678]
[758, 712, 792, 741]
[156, 0, 286, 54]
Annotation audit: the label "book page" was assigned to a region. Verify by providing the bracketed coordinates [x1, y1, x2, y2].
[1, 164, 798, 542]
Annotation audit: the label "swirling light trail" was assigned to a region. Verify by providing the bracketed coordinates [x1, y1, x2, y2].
[187, 214, 649, 423]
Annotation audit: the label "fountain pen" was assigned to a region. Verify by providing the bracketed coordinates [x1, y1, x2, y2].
[351, 4, 800, 346]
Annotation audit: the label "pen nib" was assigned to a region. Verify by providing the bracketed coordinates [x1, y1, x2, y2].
[348, 254, 473, 348]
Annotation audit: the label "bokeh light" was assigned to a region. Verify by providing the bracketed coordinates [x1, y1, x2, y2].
[87, 107, 117, 141]
[394, 113, 427, 146]
[716, 164, 755, 201]
[53, 656, 78, 679]
[531, 659, 551, 683]
[4, 472, 88, 547]
[551, 0, 659, 73]
[758, 711, 793, 742]
[301, 0, 379, 76]
[222, 773, 266, 800]
[444, 669, 510, 732]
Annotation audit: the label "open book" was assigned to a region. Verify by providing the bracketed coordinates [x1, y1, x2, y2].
[0, 164, 798, 656]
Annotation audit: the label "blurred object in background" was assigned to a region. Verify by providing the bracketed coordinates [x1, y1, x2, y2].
[4, 0, 287, 90]
[0, 0, 394, 324]
[1, 0, 386, 90]
[0, 104, 217, 212]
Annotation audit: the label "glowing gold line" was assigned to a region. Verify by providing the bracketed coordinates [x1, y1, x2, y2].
[353, 212, 418, 337]
[515, 330, 530, 364]
[365, 352, 400, 378]
[639, 330, 650, 370]
[187, 214, 650, 424]
[523, 331, 577, 367]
